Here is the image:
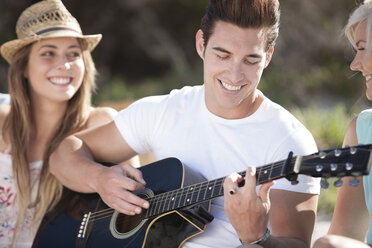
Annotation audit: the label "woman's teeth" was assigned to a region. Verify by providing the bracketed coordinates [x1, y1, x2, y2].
[49, 77, 71, 85]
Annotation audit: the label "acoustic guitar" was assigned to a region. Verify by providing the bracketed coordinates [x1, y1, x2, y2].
[33, 144, 372, 248]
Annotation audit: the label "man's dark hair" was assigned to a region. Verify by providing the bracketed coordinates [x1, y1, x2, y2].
[200, 0, 280, 51]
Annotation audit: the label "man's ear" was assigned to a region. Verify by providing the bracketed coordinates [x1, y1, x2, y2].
[264, 46, 274, 68]
[195, 29, 205, 60]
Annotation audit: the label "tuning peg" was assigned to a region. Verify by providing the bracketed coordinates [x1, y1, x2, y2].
[316, 164, 323, 172]
[319, 152, 326, 159]
[333, 178, 343, 187]
[350, 147, 357, 155]
[345, 162, 353, 171]
[330, 163, 338, 171]
[320, 178, 330, 189]
[349, 177, 360, 187]
[334, 149, 342, 157]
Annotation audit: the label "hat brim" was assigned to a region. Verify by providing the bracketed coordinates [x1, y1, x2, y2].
[0, 30, 102, 64]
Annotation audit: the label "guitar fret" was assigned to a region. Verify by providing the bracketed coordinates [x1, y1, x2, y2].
[183, 187, 190, 207]
[257, 166, 271, 183]
[152, 194, 161, 216]
[159, 192, 167, 214]
[195, 183, 203, 204]
[201, 181, 209, 201]
[189, 184, 199, 205]
[219, 179, 224, 195]
[177, 188, 186, 209]
[280, 160, 286, 177]
[272, 162, 285, 179]
[257, 167, 262, 183]
[269, 163, 273, 179]
[171, 190, 177, 211]
[148, 198, 157, 217]
[205, 180, 215, 199]
[203, 181, 210, 200]
[212, 179, 221, 198]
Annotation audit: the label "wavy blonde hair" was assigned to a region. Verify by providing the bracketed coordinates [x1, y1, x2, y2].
[4, 39, 97, 243]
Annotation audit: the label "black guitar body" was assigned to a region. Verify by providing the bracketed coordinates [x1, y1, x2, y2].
[33, 145, 372, 248]
[33, 158, 213, 248]
[32, 188, 99, 248]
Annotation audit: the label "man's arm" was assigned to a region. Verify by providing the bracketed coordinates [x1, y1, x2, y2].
[224, 166, 318, 248]
[50, 120, 149, 215]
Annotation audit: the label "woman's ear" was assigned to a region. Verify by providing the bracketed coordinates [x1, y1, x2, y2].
[195, 29, 205, 60]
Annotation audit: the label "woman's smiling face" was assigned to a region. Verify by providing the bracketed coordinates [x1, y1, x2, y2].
[25, 37, 85, 103]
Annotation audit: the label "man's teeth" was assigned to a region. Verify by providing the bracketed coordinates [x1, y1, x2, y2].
[50, 77, 71, 85]
[220, 80, 241, 91]
[366, 75, 371, 81]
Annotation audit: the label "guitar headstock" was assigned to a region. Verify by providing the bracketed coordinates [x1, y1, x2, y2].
[296, 144, 372, 188]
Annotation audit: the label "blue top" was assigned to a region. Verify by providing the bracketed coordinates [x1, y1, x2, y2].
[357, 109, 372, 244]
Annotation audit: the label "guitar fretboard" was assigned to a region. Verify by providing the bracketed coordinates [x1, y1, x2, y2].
[143, 158, 291, 219]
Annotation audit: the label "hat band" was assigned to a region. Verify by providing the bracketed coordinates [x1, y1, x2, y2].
[31, 26, 82, 37]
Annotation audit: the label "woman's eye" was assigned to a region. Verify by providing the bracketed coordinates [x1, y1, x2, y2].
[68, 52, 81, 58]
[41, 51, 53, 56]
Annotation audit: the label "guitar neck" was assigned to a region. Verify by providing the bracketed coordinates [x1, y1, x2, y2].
[143, 155, 295, 219]
[142, 144, 372, 219]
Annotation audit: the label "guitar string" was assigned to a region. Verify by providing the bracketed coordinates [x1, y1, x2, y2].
[85, 158, 292, 220]
[85, 158, 363, 224]
[84, 147, 370, 223]
[85, 154, 365, 223]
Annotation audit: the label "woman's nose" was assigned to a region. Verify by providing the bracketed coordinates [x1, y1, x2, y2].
[56, 57, 71, 70]
[350, 56, 361, 71]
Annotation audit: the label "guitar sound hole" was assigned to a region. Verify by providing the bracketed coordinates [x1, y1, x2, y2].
[114, 192, 149, 234]
[115, 213, 143, 234]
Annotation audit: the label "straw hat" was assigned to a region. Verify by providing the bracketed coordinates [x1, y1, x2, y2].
[0, 0, 102, 64]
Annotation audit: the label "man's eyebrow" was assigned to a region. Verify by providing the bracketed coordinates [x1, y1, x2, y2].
[213, 47, 231, 54]
[212, 46, 262, 58]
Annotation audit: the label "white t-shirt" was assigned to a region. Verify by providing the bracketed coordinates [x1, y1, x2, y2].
[115, 85, 320, 248]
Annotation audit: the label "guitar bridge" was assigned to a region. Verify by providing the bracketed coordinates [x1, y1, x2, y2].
[77, 212, 91, 239]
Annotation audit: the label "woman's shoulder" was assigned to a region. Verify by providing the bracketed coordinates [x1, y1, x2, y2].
[343, 116, 358, 147]
[86, 106, 117, 129]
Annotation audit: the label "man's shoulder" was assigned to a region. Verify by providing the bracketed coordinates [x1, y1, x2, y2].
[131, 85, 203, 109]
[262, 97, 304, 128]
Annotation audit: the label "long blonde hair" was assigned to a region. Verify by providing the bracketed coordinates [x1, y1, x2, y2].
[4, 39, 97, 241]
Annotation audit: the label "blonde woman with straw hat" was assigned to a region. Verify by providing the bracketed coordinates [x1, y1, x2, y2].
[0, 0, 136, 247]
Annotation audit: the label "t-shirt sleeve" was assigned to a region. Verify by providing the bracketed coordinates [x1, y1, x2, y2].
[114, 96, 166, 154]
[357, 109, 372, 145]
[269, 127, 321, 194]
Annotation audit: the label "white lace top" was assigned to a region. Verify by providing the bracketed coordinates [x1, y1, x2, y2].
[0, 149, 42, 248]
